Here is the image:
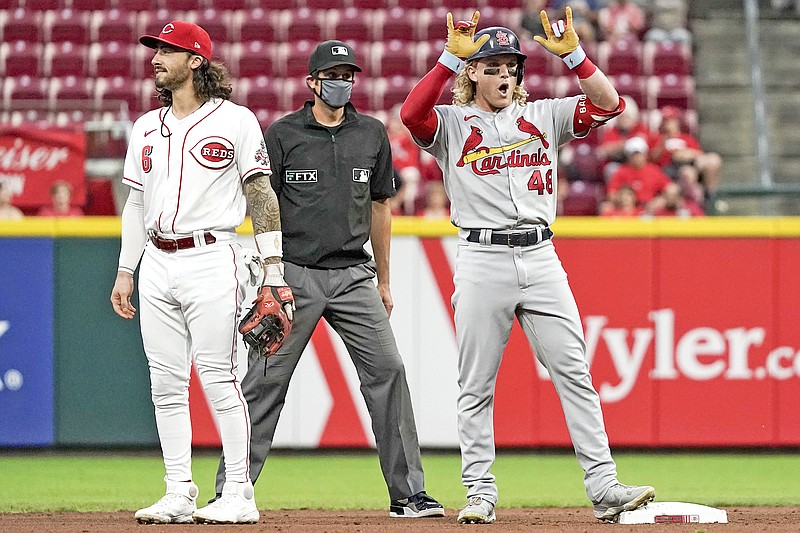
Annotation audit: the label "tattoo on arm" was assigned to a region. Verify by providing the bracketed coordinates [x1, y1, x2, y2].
[245, 173, 281, 234]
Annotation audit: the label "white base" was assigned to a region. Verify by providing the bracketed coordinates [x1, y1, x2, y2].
[618, 502, 728, 524]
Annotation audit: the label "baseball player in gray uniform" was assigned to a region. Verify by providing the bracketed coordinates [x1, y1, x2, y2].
[401, 8, 655, 524]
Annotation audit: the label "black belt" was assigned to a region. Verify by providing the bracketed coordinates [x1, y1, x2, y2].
[149, 232, 216, 253]
[466, 227, 553, 247]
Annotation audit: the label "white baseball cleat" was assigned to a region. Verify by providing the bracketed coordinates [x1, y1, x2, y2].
[192, 480, 260, 524]
[134, 480, 198, 524]
[592, 483, 656, 522]
[457, 496, 496, 524]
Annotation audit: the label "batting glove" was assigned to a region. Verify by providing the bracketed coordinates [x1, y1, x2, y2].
[445, 10, 490, 59]
[534, 6, 586, 69]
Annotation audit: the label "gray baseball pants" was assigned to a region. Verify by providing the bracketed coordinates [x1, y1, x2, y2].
[214, 261, 426, 501]
[452, 237, 618, 505]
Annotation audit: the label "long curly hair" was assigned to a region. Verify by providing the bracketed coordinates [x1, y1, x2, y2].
[452, 66, 528, 107]
[157, 59, 233, 107]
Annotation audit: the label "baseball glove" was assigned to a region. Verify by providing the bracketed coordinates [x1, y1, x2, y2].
[239, 285, 295, 359]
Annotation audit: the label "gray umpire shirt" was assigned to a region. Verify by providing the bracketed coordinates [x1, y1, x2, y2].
[265, 101, 395, 269]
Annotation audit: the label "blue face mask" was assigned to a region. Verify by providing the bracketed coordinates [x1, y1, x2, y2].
[316, 79, 353, 109]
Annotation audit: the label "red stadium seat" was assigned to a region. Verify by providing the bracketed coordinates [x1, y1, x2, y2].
[349, 78, 374, 110]
[1, 41, 41, 77]
[92, 9, 136, 43]
[233, 41, 275, 78]
[522, 74, 555, 101]
[0, 0, 20, 7]
[417, 41, 447, 75]
[139, 10, 176, 41]
[440, 0, 475, 10]
[648, 74, 694, 110]
[279, 8, 321, 42]
[396, 0, 429, 8]
[553, 75, 580, 98]
[71, 0, 112, 10]
[287, 77, 313, 110]
[568, 142, 602, 183]
[191, 9, 231, 45]
[520, 40, 553, 76]
[333, 8, 372, 43]
[421, 7, 450, 41]
[90, 41, 135, 78]
[210, 0, 249, 10]
[610, 74, 646, 110]
[43, 42, 88, 77]
[156, 0, 202, 11]
[50, 76, 93, 110]
[235, 9, 276, 43]
[280, 40, 315, 77]
[241, 76, 283, 111]
[115, 0, 156, 11]
[6, 76, 48, 107]
[643, 40, 692, 76]
[25, 0, 60, 9]
[46, 9, 90, 45]
[561, 181, 602, 216]
[598, 38, 642, 76]
[94, 76, 143, 117]
[352, 0, 389, 9]
[2, 9, 43, 43]
[472, 6, 506, 29]
[376, 7, 416, 42]
[373, 40, 415, 77]
[377, 75, 414, 109]
[305, 0, 345, 8]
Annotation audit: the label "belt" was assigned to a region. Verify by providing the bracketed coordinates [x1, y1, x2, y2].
[466, 227, 553, 247]
[149, 232, 216, 253]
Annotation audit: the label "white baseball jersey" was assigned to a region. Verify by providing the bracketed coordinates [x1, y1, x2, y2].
[123, 98, 271, 235]
[419, 96, 585, 230]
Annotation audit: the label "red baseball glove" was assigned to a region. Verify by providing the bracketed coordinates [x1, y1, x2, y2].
[238, 285, 295, 359]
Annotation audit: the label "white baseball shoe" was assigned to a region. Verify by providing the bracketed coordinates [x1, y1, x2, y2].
[193, 480, 260, 524]
[457, 496, 496, 524]
[592, 483, 656, 522]
[134, 480, 198, 524]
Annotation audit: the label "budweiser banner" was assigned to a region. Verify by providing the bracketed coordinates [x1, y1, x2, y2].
[188, 232, 800, 448]
[0, 125, 86, 209]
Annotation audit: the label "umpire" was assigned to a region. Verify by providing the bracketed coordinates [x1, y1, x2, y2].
[213, 40, 444, 519]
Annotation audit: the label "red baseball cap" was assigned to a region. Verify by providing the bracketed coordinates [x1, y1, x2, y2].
[139, 21, 212, 61]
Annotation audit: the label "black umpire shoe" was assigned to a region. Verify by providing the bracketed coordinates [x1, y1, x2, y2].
[389, 491, 445, 518]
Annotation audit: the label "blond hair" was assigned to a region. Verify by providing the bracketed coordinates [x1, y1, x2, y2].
[452, 67, 528, 107]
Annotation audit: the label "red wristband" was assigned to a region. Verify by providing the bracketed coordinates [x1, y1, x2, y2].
[573, 57, 597, 79]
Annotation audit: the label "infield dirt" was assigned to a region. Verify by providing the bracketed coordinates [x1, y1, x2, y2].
[4, 507, 798, 532]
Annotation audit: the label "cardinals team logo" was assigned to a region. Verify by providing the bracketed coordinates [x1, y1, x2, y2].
[458, 117, 551, 176]
[495, 30, 510, 46]
[190, 136, 235, 170]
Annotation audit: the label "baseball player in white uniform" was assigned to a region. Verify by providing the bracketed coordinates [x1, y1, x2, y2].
[110, 21, 288, 524]
[401, 8, 655, 524]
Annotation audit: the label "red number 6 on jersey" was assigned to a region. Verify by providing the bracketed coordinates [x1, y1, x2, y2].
[528, 168, 553, 195]
[142, 146, 153, 173]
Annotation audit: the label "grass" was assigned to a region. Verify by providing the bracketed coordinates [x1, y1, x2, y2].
[0, 450, 797, 512]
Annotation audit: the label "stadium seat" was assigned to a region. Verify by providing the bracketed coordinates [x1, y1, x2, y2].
[71, 0, 112, 10]
[562, 181, 602, 216]
[520, 40, 553, 76]
[305, 0, 345, 8]
[139, 9, 177, 41]
[377, 75, 414, 110]
[156, 0, 202, 11]
[46, 10, 91, 45]
[569, 142, 602, 182]
[5, 76, 48, 109]
[421, 7, 451, 41]
[92, 9, 136, 43]
[352, 0, 390, 9]
[50, 76, 93, 110]
[210, 0, 249, 10]
[417, 41, 447, 76]
[43, 42, 88, 77]
[258, 0, 293, 9]
[648, 74, 694, 110]
[94, 76, 143, 117]
[472, 6, 506, 29]
[373, 40, 415, 77]
[522, 74, 555, 101]
[610, 74, 646, 110]
[277, 8, 321, 42]
[233, 41, 274, 78]
[553, 76, 580, 98]
[0, 0, 20, 7]
[280, 40, 315, 77]
[241, 76, 283, 111]
[333, 8, 372, 43]
[350, 78, 374, 110]
[643, 39, 692, 76]
[286, 77, 313, 110]
[2, 9, 43, 43]
[0, 41, 41, 77]
[115, 0, 156, 11]
[191, 9, 231, 45]
[90, 41, 134, 78]
[598, 38, 642, 76]
[396, 0, 430, 9]
[234, 9, 276, 43]
[24, 0, 60, 10]
[376, 7, 416, 42]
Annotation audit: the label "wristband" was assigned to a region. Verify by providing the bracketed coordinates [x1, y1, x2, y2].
[561, 45, 587, 69]
[438, 50, 465, 73]
[572, 57, 597, 79]
[255, 230, 283, 259]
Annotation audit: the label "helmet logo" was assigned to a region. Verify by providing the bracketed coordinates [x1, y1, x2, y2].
[495, 30, 510, 46]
